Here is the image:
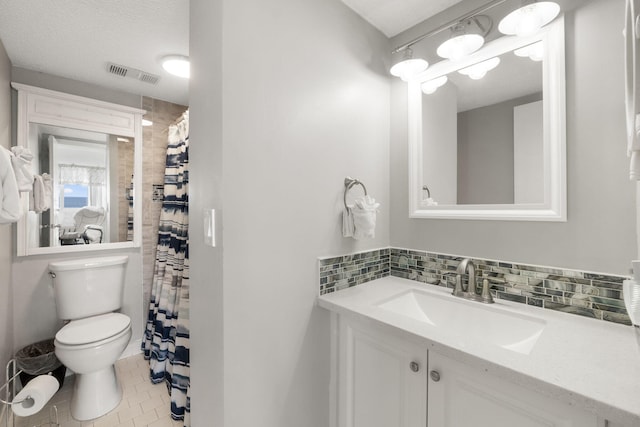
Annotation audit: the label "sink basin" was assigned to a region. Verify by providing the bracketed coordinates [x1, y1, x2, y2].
[376, 289, 546, 355]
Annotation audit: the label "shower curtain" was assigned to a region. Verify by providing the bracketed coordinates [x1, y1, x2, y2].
[142, 112, 190, 426]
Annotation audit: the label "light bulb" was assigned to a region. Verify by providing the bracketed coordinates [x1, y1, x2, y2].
[421, 76, 448, 94]
[458, 57, 501, 80]
[390, 49, 429, 81]
[499, 1, 560, 36]
[437, 34, 484, 60]
[514, 41, 544, 61]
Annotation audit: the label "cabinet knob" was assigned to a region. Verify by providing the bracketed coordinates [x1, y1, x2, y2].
[430, 370, 441, 382]
[409, 361, 420, 372]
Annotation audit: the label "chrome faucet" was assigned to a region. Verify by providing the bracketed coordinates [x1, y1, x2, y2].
[454, 258, 494, 304]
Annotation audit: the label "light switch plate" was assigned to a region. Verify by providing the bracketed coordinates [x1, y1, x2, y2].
[204, 208, 216, 247]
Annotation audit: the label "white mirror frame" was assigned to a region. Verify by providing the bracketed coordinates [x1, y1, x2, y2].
[12, 83, 144, 256]
[408, 17, 566, 221]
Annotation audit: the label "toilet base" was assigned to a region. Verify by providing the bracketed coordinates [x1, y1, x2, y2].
[70, 365, 122, 421]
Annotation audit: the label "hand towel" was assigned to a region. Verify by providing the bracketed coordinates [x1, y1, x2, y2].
[41, 173, 52, 211]
[342, 208, 354, 238]
[351, 195, 380, 240]
[0, 146, 21, 223]
[623, 279, 640, 325]
[30, 174, 45, 213]
[10, 146, 34, 191]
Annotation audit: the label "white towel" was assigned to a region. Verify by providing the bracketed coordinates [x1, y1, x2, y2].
[41, 173, 52, 211]
[29, 174, 50, 213]
[351, 195, 380, 240]
[624, 279, 640, 325]
[10, 146, 34, 192]
[342, 208, 355, 238]
[0, 146, 21, 223]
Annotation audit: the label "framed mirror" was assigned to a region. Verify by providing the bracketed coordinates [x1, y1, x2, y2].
[13, 83, 144, 256]
[408, 17, 566, 221]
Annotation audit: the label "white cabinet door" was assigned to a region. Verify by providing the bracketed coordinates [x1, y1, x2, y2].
[337, 316, 427, 427]
[428, 351, 599, 427]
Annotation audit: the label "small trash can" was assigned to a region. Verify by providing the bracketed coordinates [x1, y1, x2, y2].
[15, 338, 66, 388]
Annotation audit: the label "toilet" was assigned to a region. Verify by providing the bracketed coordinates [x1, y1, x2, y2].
[48, 255, 132, 421]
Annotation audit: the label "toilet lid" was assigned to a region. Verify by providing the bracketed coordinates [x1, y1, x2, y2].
[55, 313, 131, 345]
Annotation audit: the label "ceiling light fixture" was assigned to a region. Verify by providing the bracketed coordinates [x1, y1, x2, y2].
[162, 55, 190, 79]
[390, 48, 429, 81]
[458, 57, 501, 80]
[498, 1, 560, 36]
[421, 76, 448, 95]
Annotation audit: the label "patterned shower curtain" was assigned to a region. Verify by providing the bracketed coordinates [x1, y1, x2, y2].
[142, 112, 191, 426]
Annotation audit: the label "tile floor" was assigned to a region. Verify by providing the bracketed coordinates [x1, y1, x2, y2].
[13, 354, 183, 427]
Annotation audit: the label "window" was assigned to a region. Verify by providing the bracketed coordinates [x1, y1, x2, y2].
[63, 184, 89, 208]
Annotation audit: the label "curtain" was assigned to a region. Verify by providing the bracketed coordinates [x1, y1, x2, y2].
[127, 175, 133, 241]
[58, 164, 107, 208]
[142, 113, 191, 426]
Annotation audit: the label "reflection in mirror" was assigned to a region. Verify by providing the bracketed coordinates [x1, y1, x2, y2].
[409, 17, 566, 221]
[13, 82, 143, 256]
[27, 124, 134, 249]
[422, 47, 543, 205]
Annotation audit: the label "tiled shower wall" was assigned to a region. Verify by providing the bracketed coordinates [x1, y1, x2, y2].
[141, 97, 188, 318]
[318, 248, 631, 326]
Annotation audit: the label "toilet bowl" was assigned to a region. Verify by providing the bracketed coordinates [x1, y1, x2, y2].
[49, 255, 131, 421]
[54, 313, 132, 421]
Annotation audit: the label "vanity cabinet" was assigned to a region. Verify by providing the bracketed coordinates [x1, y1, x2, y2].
[336, 315, 427, 427]
[428, 351, 598, 427]
[334, 314, 600, 427]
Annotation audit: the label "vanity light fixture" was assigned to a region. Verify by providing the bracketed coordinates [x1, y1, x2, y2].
[390, 48, 429, 81]
[458, 57, 501, 80]
[514, 41, 544, 61]
[436, 18, 489, 60]
[421, 76, 448, 94]
[498, 1, 560, 36]
[162, 55, 190, 79]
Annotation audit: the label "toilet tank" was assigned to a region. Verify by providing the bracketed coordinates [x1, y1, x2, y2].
[49, 255, 128, 320]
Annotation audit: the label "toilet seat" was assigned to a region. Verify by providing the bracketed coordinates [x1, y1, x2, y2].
[56, 313, 131, 346]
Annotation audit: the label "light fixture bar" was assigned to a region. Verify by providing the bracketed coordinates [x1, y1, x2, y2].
[391, 0, 508, 54]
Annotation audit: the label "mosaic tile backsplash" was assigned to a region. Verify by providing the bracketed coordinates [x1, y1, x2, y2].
[319, 248, 390, 295]
[318, 248, 631, 326]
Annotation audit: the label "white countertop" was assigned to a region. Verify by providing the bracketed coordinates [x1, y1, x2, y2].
[318, 276, 640, 425]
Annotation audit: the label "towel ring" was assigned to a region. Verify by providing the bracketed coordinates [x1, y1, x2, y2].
[344, 177, 368, 210]
[422, 185, 431, 199]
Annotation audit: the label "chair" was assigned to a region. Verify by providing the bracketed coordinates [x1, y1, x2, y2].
[59, 206, 106, 245]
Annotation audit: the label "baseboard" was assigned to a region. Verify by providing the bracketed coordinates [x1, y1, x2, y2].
[120, 338, 143, 359]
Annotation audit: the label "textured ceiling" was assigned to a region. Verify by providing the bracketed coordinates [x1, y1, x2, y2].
[340, 0, 465, 37]
[0, 0, 189, 105]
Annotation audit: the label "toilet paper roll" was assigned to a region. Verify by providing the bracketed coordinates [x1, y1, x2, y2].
[11, 374, 59, 417]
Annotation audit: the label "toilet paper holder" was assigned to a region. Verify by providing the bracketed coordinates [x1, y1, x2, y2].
[0, 359, 59, 426]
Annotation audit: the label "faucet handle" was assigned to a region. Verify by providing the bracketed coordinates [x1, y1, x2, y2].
[481, 278, 494, 303]
[453, 274, 464, 296]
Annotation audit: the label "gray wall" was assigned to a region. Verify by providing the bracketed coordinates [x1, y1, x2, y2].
[0, 39, 13, 386]
[189, 0, 391, 425]
[8, 71, 144, 353]
[390, 0, 635, 275]
[457, 93, 542, 205]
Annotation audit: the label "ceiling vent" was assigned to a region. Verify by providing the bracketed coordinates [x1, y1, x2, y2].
[106, 62, 160, 85]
